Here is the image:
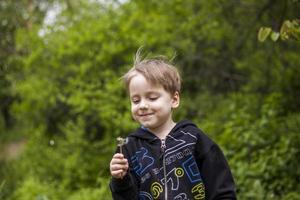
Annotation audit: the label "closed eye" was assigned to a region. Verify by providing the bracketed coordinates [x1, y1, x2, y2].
[131, 97, 140, 104]
[132, 99, 140, 104]
[149, 96, 158, 101]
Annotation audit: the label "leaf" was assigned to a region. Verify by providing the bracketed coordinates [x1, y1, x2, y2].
[270, 31, 280, 42]
[258, 27, 272, 42]
[0, 181, 5, 193]
[280, 19, 300, 41]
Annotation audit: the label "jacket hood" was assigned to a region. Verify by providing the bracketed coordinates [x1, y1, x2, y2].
[129, 120, 197, 141]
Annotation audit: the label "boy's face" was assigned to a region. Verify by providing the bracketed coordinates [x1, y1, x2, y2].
[128, 73, 179, 133]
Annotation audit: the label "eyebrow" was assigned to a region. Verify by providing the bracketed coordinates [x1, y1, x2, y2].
[130, 91, 160, 98]
[131, 95, 139, 100]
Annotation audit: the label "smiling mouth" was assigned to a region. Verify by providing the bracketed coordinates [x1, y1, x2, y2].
[139, 113, 154, 117]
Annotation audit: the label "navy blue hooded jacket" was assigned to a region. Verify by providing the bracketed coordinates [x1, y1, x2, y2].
[110, 120, 236, 200]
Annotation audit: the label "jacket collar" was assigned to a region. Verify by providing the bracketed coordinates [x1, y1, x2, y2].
[129, 119, 197, 141]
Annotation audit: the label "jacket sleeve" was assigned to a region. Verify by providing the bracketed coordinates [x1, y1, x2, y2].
[109, 172, 139, 200]
[197, 143, 237, 200]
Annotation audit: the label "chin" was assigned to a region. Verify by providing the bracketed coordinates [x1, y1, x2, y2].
[140, 122, 154, 129]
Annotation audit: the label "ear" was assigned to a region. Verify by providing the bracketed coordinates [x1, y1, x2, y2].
[171, 91, 180, 109]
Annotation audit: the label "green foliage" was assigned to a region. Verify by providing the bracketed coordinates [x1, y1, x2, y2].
[215, 93, 300, 199]
[1, 0, 300, 199]
[12, 177, 59, 200]
[258, 19, 300, 42]
[258, 0, 300, 43]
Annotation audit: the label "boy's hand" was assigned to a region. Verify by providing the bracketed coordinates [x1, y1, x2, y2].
[110, 153, 129, 179]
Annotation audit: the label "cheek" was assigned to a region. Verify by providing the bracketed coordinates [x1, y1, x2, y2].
[153, 99, 170, 109]
[131, 104, 137, 114]
[131, 107, 137, 121]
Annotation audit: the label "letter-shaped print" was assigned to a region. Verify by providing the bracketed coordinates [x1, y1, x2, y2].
[191, 183, 205, 200]
[174, 193, 188, 200]
[151, 182, 163, 199]
[139, 191, 153, 200]
[131, 147, 154, 176]
[161, 167, 184, 191]
[182, 156, 202, 183]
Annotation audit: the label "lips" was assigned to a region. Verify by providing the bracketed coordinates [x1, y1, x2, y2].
[138, 113, 154, 117]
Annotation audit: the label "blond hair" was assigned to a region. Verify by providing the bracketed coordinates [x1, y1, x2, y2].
[123, 52, 181, 95]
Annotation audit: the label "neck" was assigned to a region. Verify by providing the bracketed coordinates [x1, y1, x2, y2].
[150, 119, 176, 139]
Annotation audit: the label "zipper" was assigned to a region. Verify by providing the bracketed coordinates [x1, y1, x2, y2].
[161, 139, 168, 200]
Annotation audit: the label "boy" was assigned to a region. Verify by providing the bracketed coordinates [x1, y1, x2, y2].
[109, 54, 236, 200]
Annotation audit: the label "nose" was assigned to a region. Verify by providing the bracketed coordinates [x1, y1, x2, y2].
[139, 99, 149, 109]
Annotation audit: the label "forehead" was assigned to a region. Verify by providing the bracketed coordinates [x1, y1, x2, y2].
[129, 73, 163, 95]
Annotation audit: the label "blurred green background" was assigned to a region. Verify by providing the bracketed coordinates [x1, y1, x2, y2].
[1, 0, 299, 199]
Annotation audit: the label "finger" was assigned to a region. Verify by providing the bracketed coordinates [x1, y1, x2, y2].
[113, 153, 124, 159]
[123, 161, 129, 170]
[110, 163, 128, 171]
[111, 170, 124, 178]
[120, 171, 128, 178]
[111, 158, 128, 165]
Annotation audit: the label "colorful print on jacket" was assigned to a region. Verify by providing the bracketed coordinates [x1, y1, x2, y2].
[131, 132, 205, 199]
